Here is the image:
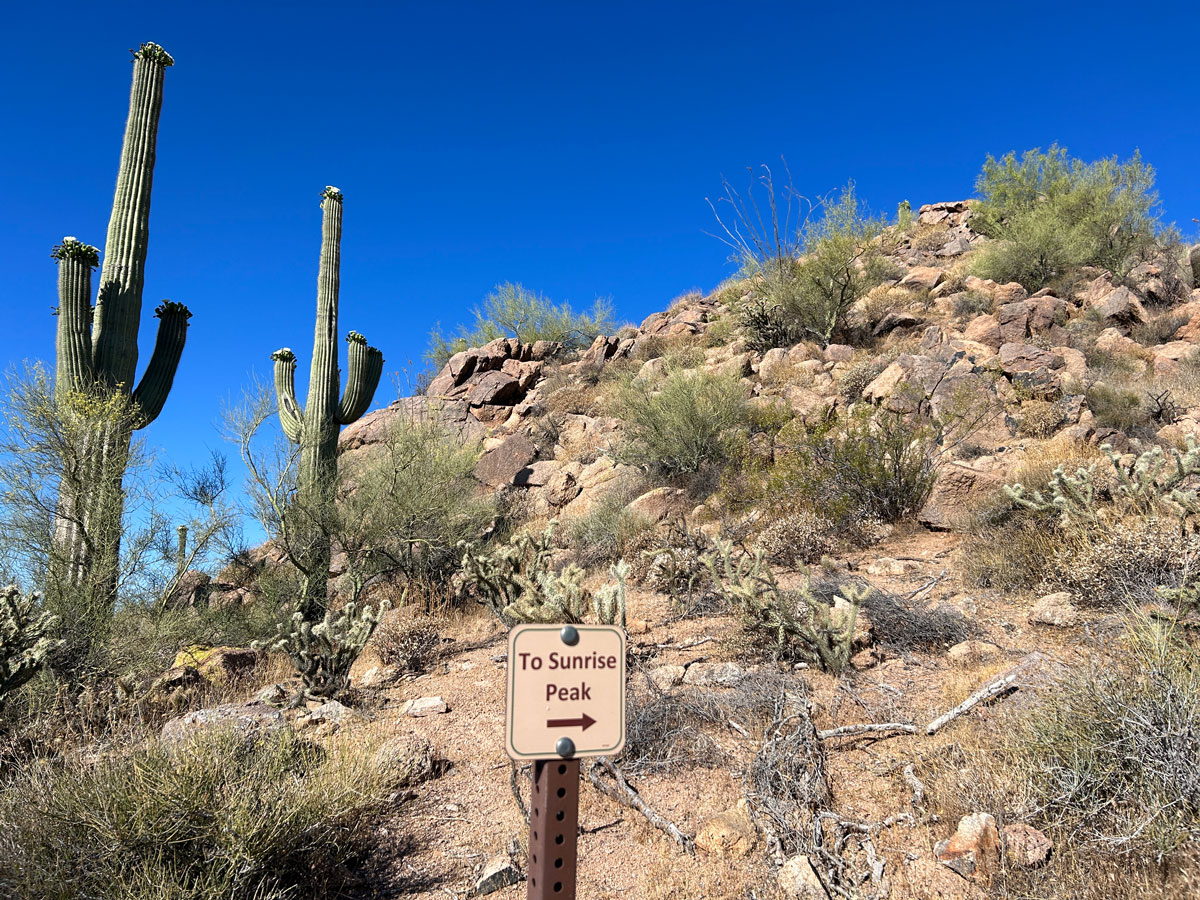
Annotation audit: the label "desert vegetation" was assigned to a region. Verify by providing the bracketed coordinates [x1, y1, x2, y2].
[2, 39, 1200, 900]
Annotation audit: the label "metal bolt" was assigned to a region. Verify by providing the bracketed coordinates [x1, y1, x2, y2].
[556, 736, 576, 758]
[560, 625, 579, 646]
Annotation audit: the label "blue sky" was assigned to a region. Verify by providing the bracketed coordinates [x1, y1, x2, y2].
[3, 0, 1199, 486]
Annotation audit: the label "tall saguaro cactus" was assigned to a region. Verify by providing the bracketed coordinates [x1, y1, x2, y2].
[47, 43, 190, 665]
[272, 187, 384, 619]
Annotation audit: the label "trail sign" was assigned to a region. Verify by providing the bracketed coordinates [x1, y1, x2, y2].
[505, 623, 626, 760]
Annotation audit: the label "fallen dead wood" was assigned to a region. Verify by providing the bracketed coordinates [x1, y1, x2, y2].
[925, 653, 1042, 735]
[817, 722, 917, 741]
[587, 756, 694, 853]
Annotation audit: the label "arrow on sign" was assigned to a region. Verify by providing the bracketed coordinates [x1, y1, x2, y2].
[547, 712, 596, 731]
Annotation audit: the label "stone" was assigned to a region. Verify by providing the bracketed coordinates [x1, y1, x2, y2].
[948, 640, 1001, 665]
[358, 664, 400, 688]
[625, 487, 690, 524]
[467, 371, 522, 406]
[1092, 285, 1148, 324]
[401, 695, 448, 717]
[758, 347, 790, 380]
[998, 343, 1064, 377]
[1003, 823, 1052, 867]
[872, 311, 923, 337]
[474, 855, 520, 895]
[962, 315, 1001, 348]
[149, 665, 203, 696]
[682, 661, 745, 687]
[163, 570, 211, 608]
[899, 266, 946, 290]
[824, 343, 854, 362]
[513, 459, 562, 488]
[374, 733, 439, 787]
[1028, 592, 1077, 626]
[309, 699, 362, 727]
[919, 462, 1003, 530]
[996, 301, 1030, 345]
[648, 664, 686, 691]
[1094, 327, 1142, 357]
[160, 701, 288, 746]
[694, 799, 757, 857]
[935, 812, 1001, 879]
[778, 854, 831, 899]
[993, 282, 1028, 304]
[474, 434, 537, 486]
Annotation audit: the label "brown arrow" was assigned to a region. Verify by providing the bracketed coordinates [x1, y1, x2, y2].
[547, 712, 596, 731]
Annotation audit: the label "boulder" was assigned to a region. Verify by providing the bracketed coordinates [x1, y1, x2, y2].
[1028, 591, 1077, 626]
[694, 799, 757, 857]
[1092, 285, 1148, 324]
[647, 664, 686, 691]
[683, 661, 745, 687]
[899, 266, 946, 290]
[475, 434, 537, 486]
[1094, 327, 1143, 357]
[1003, 823, 1052, 867]
[998, 343, 1064, 377]
[374, 733, 440, 787]
[962, 315, 1001, 349]
[935, 813, 1001, 879]
[778, 854, 831, 899]
[160, 701, 288, 746]
[625, 487, 690, 524]
[401, 696, 449, 717]
[163, 570, 211, 609]
[872, 310, 924, 337]
[467, 371, 522, 406]
[474, 855, 520, 896]
[919, 462, 1004, 530]
[996, 301, 1030, 345]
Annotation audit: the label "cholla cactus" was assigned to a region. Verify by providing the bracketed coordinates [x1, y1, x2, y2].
[257, 598, 390, 700]
[0, 586, 63, 705]
[702, 539, 866, 674]
[458, 523, 623, 626]
[592, 560, 629, 628]
[1006, 438, 1200, 524]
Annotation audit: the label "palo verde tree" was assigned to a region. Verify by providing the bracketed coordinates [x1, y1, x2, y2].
[272, 188, 384, 620]
[47, 43, 190, 670]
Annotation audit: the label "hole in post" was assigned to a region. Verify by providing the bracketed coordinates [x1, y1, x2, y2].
[556, 787, 566, 798]
[555, 858, 563, 868]
[556, 810, 565, 821]
[555, 834, 564, 845]
[558, 764, 567, 774]
[554, 882, 563, 893]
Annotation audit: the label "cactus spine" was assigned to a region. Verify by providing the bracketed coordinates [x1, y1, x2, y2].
[47, 44, 190, 663]
[272, 188, 384, 619]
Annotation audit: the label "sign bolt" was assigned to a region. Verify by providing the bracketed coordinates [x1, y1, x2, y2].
[556, 736, 576, 758]
[560, 625, 579, 646]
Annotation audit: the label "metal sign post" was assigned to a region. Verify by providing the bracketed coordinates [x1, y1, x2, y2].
[505, 623, 626, 900]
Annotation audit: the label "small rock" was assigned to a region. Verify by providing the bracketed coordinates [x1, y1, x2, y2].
[309, 699, 363, 728]
[374, 734, 440, 787]
[648, 664, 685, 691]
[1003, 823, 1052, 867]
[695, 799, 757, 857]
[935, 812, 1001, 879]
[474, 855, 520, 895]
[948, 640, 1001, 665]
[866, 557, 909, 577]
[255, 683, 290, 705]
[682, 661, 745, 687]
[1028, 591, 1078, 626]
[359, 665, 400, 688]
[625, 618, 649, 635]
[401, 696, 448, 717]
[899, 266, 946, 290]
[160, 701, 289, 746]
[778, 854, 831, 899]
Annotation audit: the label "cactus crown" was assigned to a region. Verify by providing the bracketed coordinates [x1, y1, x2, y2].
[51, 237, 100, 268]
[321, 186, 343, 202]
[133, 42, 174, 66]
[153, 300, 192, 320]
[271, 348, 297, 363]
[346, 330, 367, 345]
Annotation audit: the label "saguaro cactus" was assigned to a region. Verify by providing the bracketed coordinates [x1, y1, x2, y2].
[272, 188, 383, 618]
[47, 44, 190, 664]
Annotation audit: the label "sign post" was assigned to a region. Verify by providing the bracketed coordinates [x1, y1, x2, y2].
[506, 623, 626, 900]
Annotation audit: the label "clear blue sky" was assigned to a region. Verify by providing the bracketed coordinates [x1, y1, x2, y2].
[3, 0, 1199, 482]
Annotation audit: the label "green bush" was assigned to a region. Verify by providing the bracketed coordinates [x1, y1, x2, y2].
[1085, 383, 1149, 432]
[970, 145, 1165, 290]
[771, 407, 941, 527]
[427, 282, 615, 368]
[0, 729, 410, 900]
[614, 368, 751, 478]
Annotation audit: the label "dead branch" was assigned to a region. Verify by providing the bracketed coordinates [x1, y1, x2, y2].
[925, 653, 1042, 735]
[817, 722, 918, 741]
[509, 760, 529, 823]
[903, 568, 946, 603]
[902, 764, 925, 810]
[587, 757, 694, 853]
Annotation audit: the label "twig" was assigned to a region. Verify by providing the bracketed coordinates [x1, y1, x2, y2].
[902, 764, 925, 810]
[653, 635, 713, 650]
[728, 719, 750, 737]
[509, 760, 529, 823]
[925, 654, 1042, 735]
[817, 722, 917, 741]
[903, 569, 946, 603]
[587, 757, 694, 853]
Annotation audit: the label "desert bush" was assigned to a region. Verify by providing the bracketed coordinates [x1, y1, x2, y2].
[426, 282, 614, 368]
[614, 368, 751, 478]
[970, 145, 1166, 290]
[256, 599, 388, 701]
[836, 354, 894, 401]
[770, 406, 941, 527]
[562, 478, 651, 567]
[371, 612, 441, 674]
[0, 728, 407, 900]
[626, 519, 717, 615]
[1016, 399, 1065, 438]
[912, 223, 952, 252]
[703, 539, 867, 673]
[1086, 382, 1150, 432]
[753, 510, 834, 567]
[951, 290, 994, 320]
[1132, 311, 1188, 347]
[709, 166, 889, 348]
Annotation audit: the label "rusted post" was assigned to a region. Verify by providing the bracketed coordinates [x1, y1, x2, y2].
[527, 757, 580, 900]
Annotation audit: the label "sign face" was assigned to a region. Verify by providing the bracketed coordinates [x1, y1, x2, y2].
[506, 624, 626, 760]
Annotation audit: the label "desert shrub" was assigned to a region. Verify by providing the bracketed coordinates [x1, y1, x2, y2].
[703, 539, 867, 673]
[625, 519, 717, 615]
[912, 223, 952, 252]
[614, 369, 751, 478]
[951, 290, 994, 320]
[371, 612, 441, 674]
[0, 729, 407, 900]
[256, 599, 388, 701]
[1009, 619, 1200, 855]
[709, 167, 889, 348]
[1086, 382, 1150, 431]
[1132, 311, 1188, 347]
[970, 145, 1165, 290]
[1017, 399, 1065, 438]
[562, 479, 650, 567]
[836, 354, 893, 401]
[771, 407, 941, 527]
[426, 282, 614, 368]
[753, 510, 834, 567]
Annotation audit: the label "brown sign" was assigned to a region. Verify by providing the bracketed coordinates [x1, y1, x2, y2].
[505, 624, 626, 760]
